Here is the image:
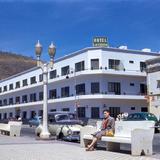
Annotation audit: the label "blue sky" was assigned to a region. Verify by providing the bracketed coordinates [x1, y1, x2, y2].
[0, 0, 160, 61]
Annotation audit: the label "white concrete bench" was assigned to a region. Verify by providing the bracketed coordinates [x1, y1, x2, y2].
[0, 121, 22, 137]
[80, 121, 155, 156]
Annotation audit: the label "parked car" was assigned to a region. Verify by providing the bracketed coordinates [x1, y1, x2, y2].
[29, 116, 42, 127]
[125, 112, 160, 133]
[35, 112, 83, 141]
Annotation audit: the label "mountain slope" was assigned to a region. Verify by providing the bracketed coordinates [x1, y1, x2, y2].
[0, 51, 37, 80]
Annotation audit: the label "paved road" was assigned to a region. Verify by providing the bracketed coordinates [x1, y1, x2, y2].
[0, 125, 159, 160]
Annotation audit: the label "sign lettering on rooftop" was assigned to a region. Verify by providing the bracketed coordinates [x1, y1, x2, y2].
[93, 37, 108, 47]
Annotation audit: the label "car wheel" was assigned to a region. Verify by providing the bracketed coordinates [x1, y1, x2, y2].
[58, 132, 64, 140]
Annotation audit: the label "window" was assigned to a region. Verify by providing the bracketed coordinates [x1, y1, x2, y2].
[23, 79, 28, 87]
[75, 61, 85, 72]
[62, 108, 70, 112]
[15, 96, 20, 104]
[9, 112, 13, 118]
[61, 66, 69, 76]
[91, 82, 100, 94]
[39, 92, 43, 101]
[4, 113, 7, 119]
[141, 107, 148, 112]
[50, 70, 57, 79]
[30, 93, 36, 102]
[109, 107, 120, 119]
[129, 60, 134, 63]
[131, 107, 135, 110]
[61, 86, 70, 97]
[0, 87, 2, 93]
[140, 84, 147, 95]
[77, 107, 86, 118]
[9, 98, 13, 105]
[3, 86, 7, 92]
[9, 84, 13, 90]
[76, 83, 85, 95]
[39, 74, 43, 82]
[109, 59, 120, 70]
[130, 83, 135, 86]
[49, 89, 57, 99]
[91, 107, 99, 119]
[91, 59, 99, 70]
[3, 99, 7, 105]
[0, 113, 1, 119]
[16, 81, 20, 89]
[157, 80, 160, 88]
[22, 111, 27, 119]
[140, 62, 146, 72]
[38, 110, 43, 116]
[22, 95, 28, 103]
[108, 82, 121, 95]
[30, 76, 36, 84]
[0, 100, 2, 106]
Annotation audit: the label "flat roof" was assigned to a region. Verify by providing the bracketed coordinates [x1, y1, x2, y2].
[0, 46, 159, 83]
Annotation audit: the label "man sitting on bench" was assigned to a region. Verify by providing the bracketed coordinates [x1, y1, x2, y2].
[86, 109, 115, 151]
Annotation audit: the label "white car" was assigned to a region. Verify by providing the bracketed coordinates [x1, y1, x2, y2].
[35, 112, 83, 141]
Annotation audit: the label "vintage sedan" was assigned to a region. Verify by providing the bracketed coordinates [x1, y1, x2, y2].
[35, 112, 83, 141]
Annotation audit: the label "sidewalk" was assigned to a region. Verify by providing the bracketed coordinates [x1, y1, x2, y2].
[0, 135, 159, 160]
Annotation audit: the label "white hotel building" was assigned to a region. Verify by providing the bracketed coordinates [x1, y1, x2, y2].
[146, 57, 160, 119]
[0, 46, 159, 120]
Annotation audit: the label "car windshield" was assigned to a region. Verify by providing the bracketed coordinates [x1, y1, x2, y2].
[55, 114, 70, 121]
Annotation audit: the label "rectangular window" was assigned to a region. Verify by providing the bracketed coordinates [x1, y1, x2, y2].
[22, 111, 27, 119]
[38, 110, 43, 116]
[0, 87, 2, 93]
[109, 107, 120, 119]
[130, 83, 135, 86]
[91, 82, 100, 94]
[61, 86, 70, 97]
[140, 84, 147, 95]
[23, 79, 28, 87]
[131, 107, 135, 110]
[140, 62, 146, 72]
[30, 76, 36, 84]
[3, 99, 7, 105]
[30, 93, 37, 102]
[49, 89, 57, 99]
[62, 108, 70, 112]
[129, 60, 134, 63]
[91, 59, 99, 70]
[61, 66, 69, 76]
[39, 74, 43, 82]
[4, 113, 7, 119]
[0, 100, 2, 106]
[157, 80, 160, 88]
[39, 92, 43, 101]
[76, 83, 85, 95]
[15, 96, 20, 104]
[91, 107, 100, 119]
[77, 107, 86, 118]
[16, 81, 20, 89]
[108, 82, 121, 95]
[3, 86, 7, 92]
[9, 98, 13, 105]
[109, 59, 120, 70]
[9, 84, 13, 90]
[22, 95, 28, 103]
[9, 112, 13, 118]
[50, 70, 57, 79]
[75, 61, 85, 72]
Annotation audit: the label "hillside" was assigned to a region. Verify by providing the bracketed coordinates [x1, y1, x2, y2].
[0, 51, 37, 80]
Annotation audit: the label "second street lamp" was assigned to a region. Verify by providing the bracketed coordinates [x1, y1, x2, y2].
[35, 40, 56, 139]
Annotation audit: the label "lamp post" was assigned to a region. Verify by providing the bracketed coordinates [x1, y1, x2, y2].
[35, 40, 56, 139]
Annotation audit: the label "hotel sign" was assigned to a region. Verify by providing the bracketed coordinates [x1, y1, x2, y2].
[93, 37, 108, 47]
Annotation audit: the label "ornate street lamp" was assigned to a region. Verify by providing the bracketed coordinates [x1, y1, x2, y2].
[35, 40, 56, 139]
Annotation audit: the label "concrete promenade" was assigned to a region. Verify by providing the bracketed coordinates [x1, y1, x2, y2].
[0, 134, 159, 160]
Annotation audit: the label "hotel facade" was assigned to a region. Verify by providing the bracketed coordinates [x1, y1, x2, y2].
[0, 46, 159, 120]
[146, 57, 160, 119]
